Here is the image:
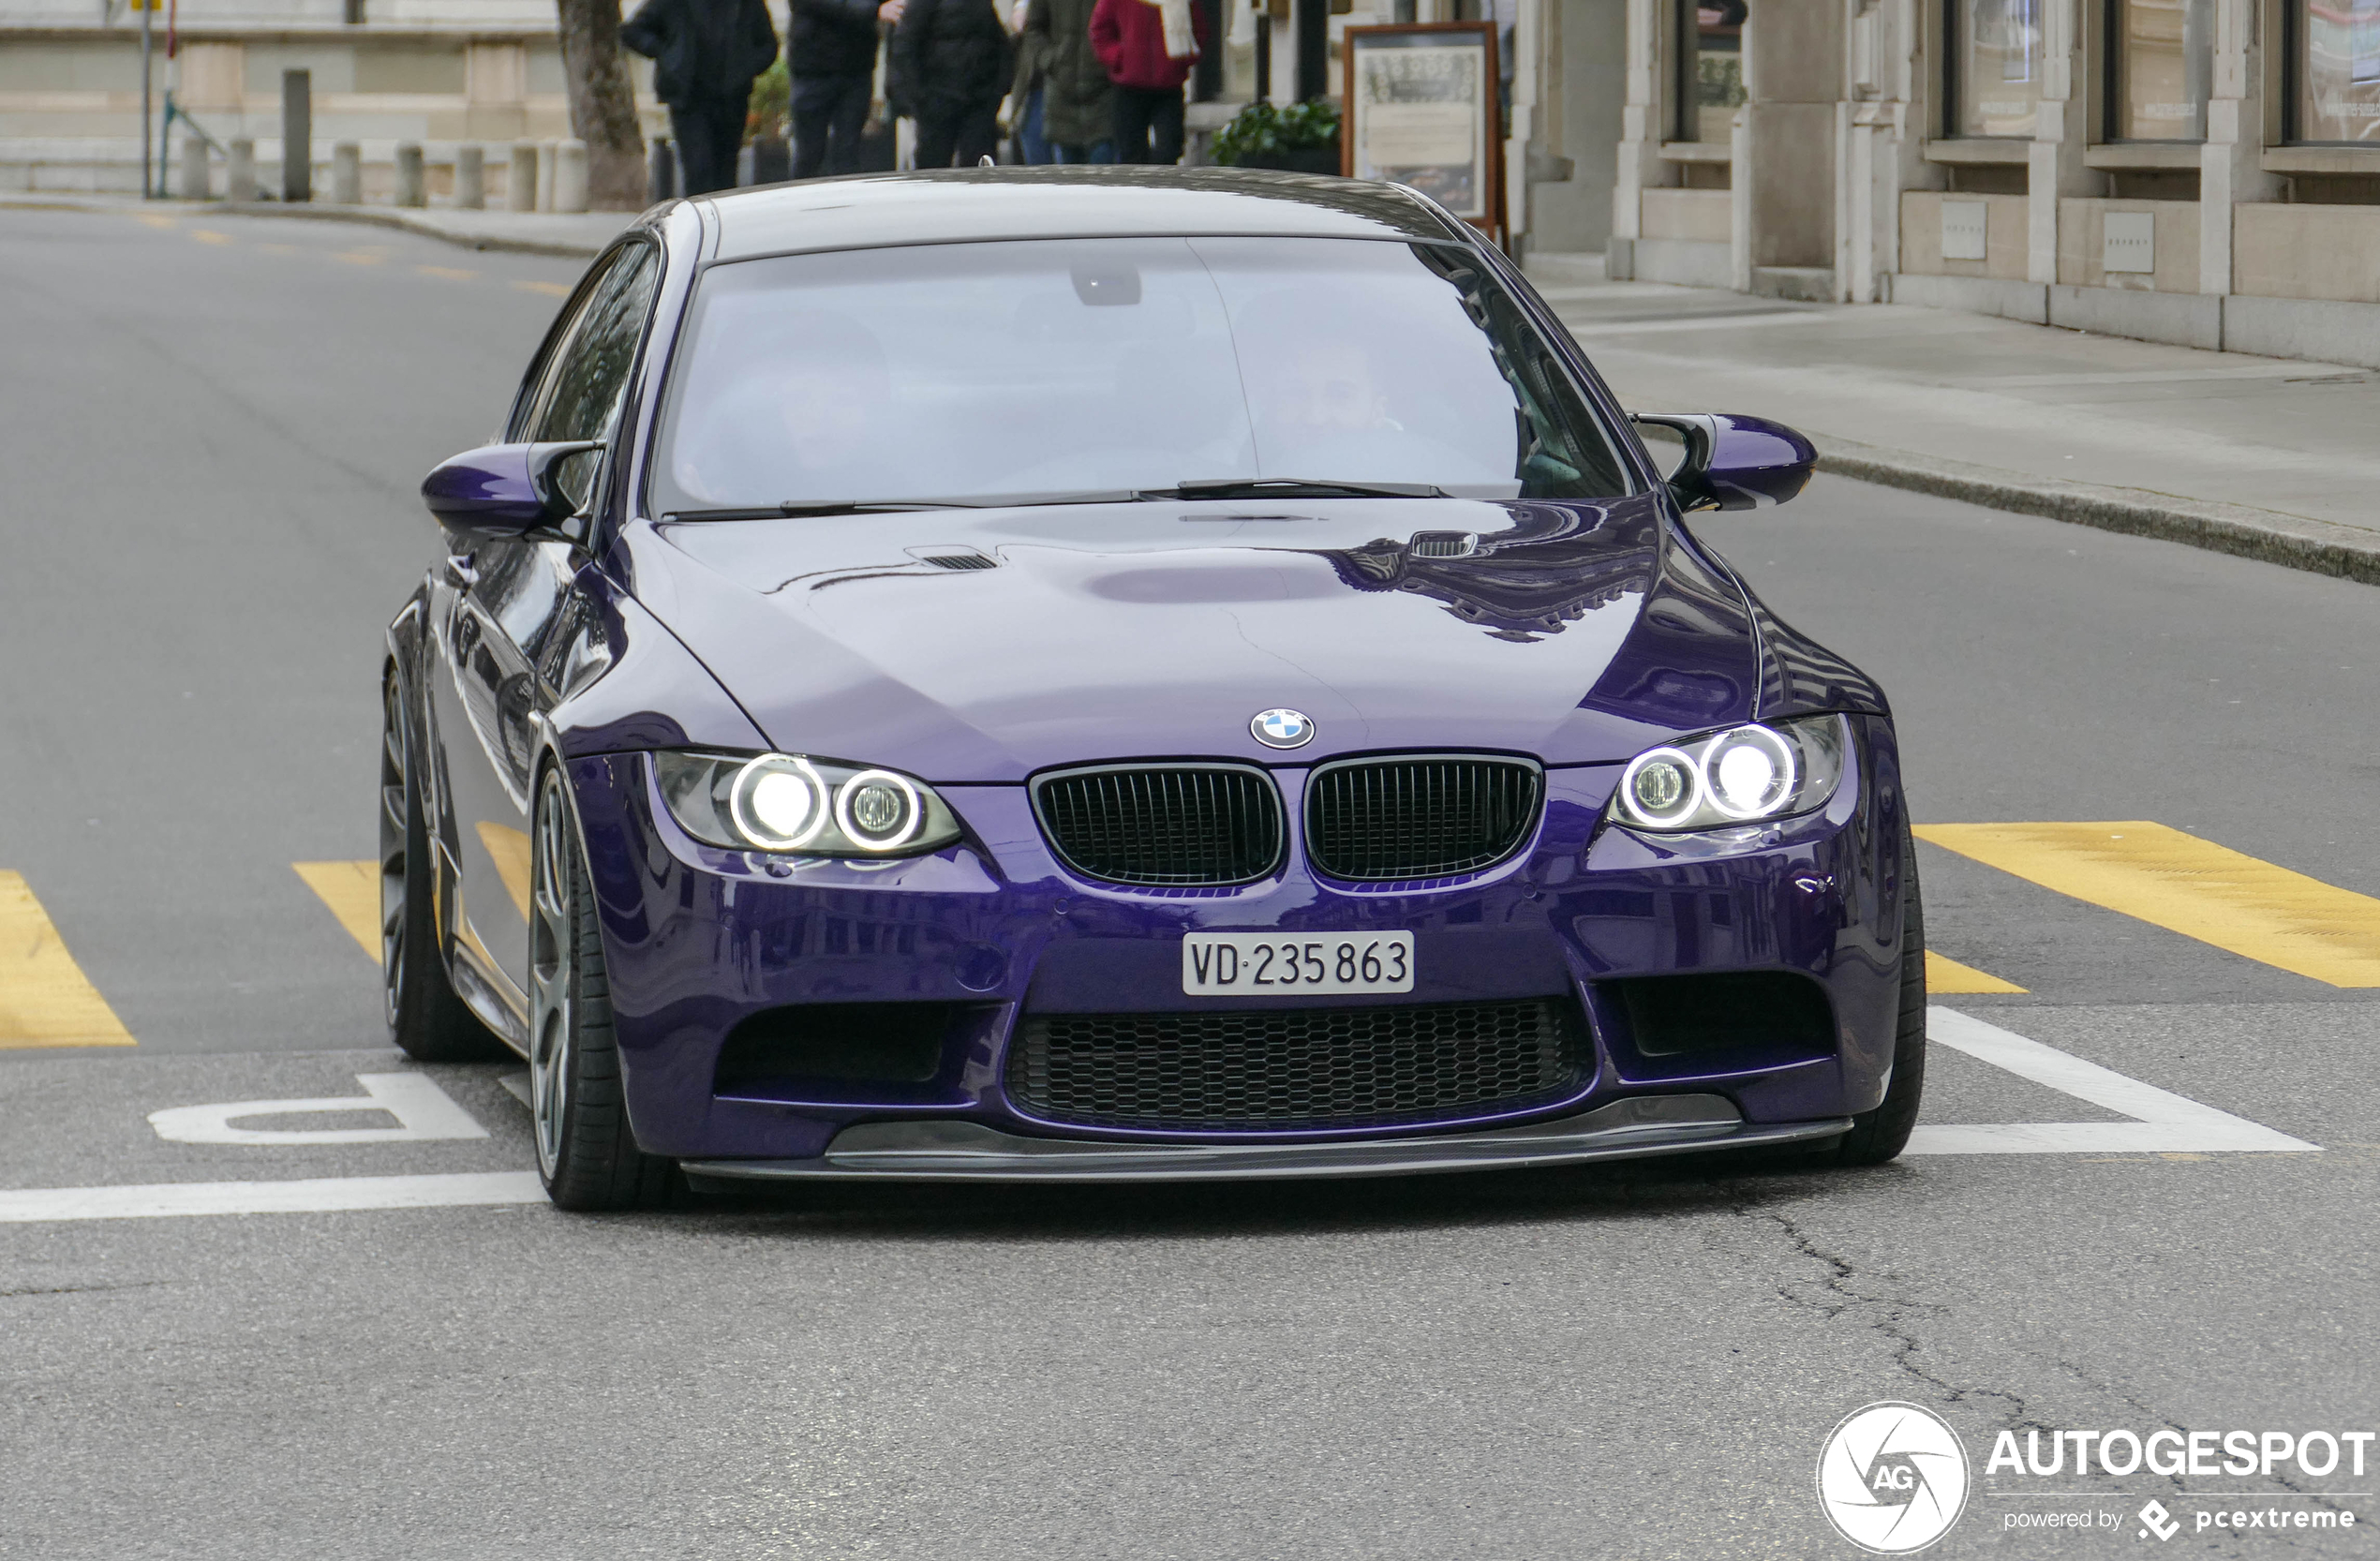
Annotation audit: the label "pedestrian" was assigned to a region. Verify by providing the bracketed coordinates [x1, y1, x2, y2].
[1088, 0, 1200, 165]
[1024, 0, 1115, 163]
[620, 0, 781, 196]
[1009, 0, 1054, 163]
[890, 0, 1016, 168]
[787, 0, 908, 178]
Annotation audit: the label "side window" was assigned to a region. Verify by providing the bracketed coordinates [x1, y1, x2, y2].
[524, 245, 662, 507]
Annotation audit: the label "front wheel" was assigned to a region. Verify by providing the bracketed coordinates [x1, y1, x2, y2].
[1830, 824, 1927, 1167]
[382, 667, 501, 1063]
[528, 766, 674, 1211]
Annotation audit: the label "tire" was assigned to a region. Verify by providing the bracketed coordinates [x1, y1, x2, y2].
[382, 668, 503, 1063]
[528, 766, 675, 1212]
[1830, 824, 1927, 1167]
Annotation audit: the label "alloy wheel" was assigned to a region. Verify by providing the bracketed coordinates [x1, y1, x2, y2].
[527, 768, 575, 1178]
[379, 673, 409, 1031]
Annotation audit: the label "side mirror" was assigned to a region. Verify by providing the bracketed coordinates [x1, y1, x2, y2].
[1630, 413, 1816, 513]
[421, 440, 604, 539]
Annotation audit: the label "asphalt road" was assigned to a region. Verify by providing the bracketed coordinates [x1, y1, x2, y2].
[1, 204, 2373, 1560]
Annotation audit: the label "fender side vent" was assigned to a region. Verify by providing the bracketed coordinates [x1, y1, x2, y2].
[1407, 530, 1479, 558]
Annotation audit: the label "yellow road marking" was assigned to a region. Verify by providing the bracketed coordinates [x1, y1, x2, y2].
[1925, 950, 2026, 994]
[416, 264, 477, 281]
[1916, 822, 2380, 987]
[259, 242, 298, 255]
[134, 212, 178, 230]
[512, 279, 572, 297]
[187, 228, 232, 245]
[0, 871, 135, 1049]
[293, 861, 380, 964]
[474, 823, 535, 921]
[332, 249, 385, 265]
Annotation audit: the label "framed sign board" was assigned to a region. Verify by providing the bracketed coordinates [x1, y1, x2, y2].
[1341, 22, 1504, 241]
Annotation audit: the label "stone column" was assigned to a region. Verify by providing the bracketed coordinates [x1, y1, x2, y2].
[2199, 0, 2279, 295]
[394, 141, 426, 207]
[1736, 0, 1844, 296]
[228, 138, 257, 201]
[177, 135, 210, 200]
[553, 140, 589, 212]
[455, 144, 485, 209]
[535, 140, 558, 212]
[2026, 0, 2093, 286]
[509, 140, 539, 212]
[332, 140, 362, 203]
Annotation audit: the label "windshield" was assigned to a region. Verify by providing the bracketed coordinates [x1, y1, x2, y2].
[649, 236, 1633, 515]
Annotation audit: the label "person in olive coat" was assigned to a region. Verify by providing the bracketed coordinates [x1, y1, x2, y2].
[890, 0, 1017, 167]
[621, 0, 781, 195]
[1021, 0, 1113, 162]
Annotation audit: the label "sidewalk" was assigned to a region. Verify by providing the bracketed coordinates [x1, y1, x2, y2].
[1527, 257, 2380, 585]
[0, 191, 625, 259]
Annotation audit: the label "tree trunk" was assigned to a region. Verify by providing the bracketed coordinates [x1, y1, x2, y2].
[556, 0, 648, 210]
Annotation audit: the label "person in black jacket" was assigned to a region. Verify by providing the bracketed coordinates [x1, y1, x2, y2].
[889, 0, 1014, 168]
[790, 0, 907, 178]
[621, 0, 781, 195]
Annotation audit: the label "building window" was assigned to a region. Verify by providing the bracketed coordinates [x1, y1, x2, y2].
[1674, 0, 1746, 143]
[2294, 0, 2380, 141]
[1951, 0, 2045, 136]
[2110, 0, 2211, 138]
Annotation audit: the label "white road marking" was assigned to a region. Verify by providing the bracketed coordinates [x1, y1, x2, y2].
[148, 1073, 487, 1145]
[1906, 1006, 2318, 1154]
[0, 1171, 544, 1224]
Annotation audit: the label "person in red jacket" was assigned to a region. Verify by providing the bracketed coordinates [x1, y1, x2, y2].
[1088, 0, 1203, 164]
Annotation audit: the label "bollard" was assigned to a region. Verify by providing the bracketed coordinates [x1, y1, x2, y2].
[508, 140, 538, 212]
[281, 69, 311, 201]
[228, 138, 257, 201]
[534, 140, 558, 212]
[552, 139, 588, 213]
[178, 134, 210, 199]
[331, 140, 361, 203]
[647, 138, 677, 202]
[394, 141, 425, 207]
[454, 143, 484, 209]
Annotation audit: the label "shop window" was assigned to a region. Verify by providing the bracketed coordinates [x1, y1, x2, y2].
[1674, 0, 1746, 143]
[1950, 0, 2045, 137]
[2108, 0, 2210, 138]
[2292, 0, 2380, 142]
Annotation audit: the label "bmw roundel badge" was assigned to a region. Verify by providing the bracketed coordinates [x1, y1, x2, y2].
[1251, 708, 1316, 750]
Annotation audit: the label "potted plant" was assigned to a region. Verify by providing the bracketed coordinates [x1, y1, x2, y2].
[1212, 99, 1342, 175]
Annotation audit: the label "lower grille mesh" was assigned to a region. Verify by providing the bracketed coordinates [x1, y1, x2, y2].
[1007, 998, 1584, 1129]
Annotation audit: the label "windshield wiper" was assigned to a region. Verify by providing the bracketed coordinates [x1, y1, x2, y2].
[661, 500, 956, 521]
[1155, 478, 1449, 500]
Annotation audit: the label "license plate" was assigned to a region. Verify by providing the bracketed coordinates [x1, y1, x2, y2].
[1181, 931, 1415, 996]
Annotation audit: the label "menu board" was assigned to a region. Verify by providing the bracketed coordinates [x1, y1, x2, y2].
[1343, 23, 1502, 232]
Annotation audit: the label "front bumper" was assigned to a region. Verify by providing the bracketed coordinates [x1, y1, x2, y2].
[681, 1094, 1852, 1185]
[567, 715, 1911, 1174]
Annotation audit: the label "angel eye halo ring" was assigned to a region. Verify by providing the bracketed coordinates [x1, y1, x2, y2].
[1608, 716, 1848, 834]
[656, 751, 963, 858]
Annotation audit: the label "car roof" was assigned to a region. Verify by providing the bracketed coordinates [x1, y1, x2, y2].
[697, 167, 1472, 263]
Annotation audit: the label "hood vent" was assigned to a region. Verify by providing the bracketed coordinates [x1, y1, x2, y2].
[915, 550, 997, 571]
[1407, 531, 1479, 558]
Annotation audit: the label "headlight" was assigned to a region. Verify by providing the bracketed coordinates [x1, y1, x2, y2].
[1609, 715, 1848, 832]
[653, 751, 964, 856]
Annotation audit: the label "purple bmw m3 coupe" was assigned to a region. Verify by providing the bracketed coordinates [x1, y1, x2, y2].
[384, 167, 1926, 1210]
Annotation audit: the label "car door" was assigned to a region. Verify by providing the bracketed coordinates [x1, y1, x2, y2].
[427, 241, 661, 1034]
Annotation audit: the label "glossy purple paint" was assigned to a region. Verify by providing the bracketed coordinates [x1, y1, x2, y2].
[557, 717, 1906, 1161]
[1635, 413, 1820, 512]
[394, 171, 1908, 1177]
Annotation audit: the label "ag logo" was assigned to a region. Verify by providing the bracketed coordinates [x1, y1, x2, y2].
[1816, 1402, 1971, 1554]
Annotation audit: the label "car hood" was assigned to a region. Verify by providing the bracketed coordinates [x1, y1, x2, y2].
[615, 494, 1762, 781]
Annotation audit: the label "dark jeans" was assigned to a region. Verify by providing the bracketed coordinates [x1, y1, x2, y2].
[1015, 85, 1051, 164]
[1110, 85, 1184, 165]
[669, 90, 751, 196]
[1051, 140, 1117, 163]
[793, 72, 874, 178]
[915, 103, 1001, 168]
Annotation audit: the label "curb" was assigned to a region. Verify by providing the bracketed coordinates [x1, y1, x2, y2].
[0, 192, 618, 260]
[215, 201, 617, 259]
[1809, 434, 2380, 587]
